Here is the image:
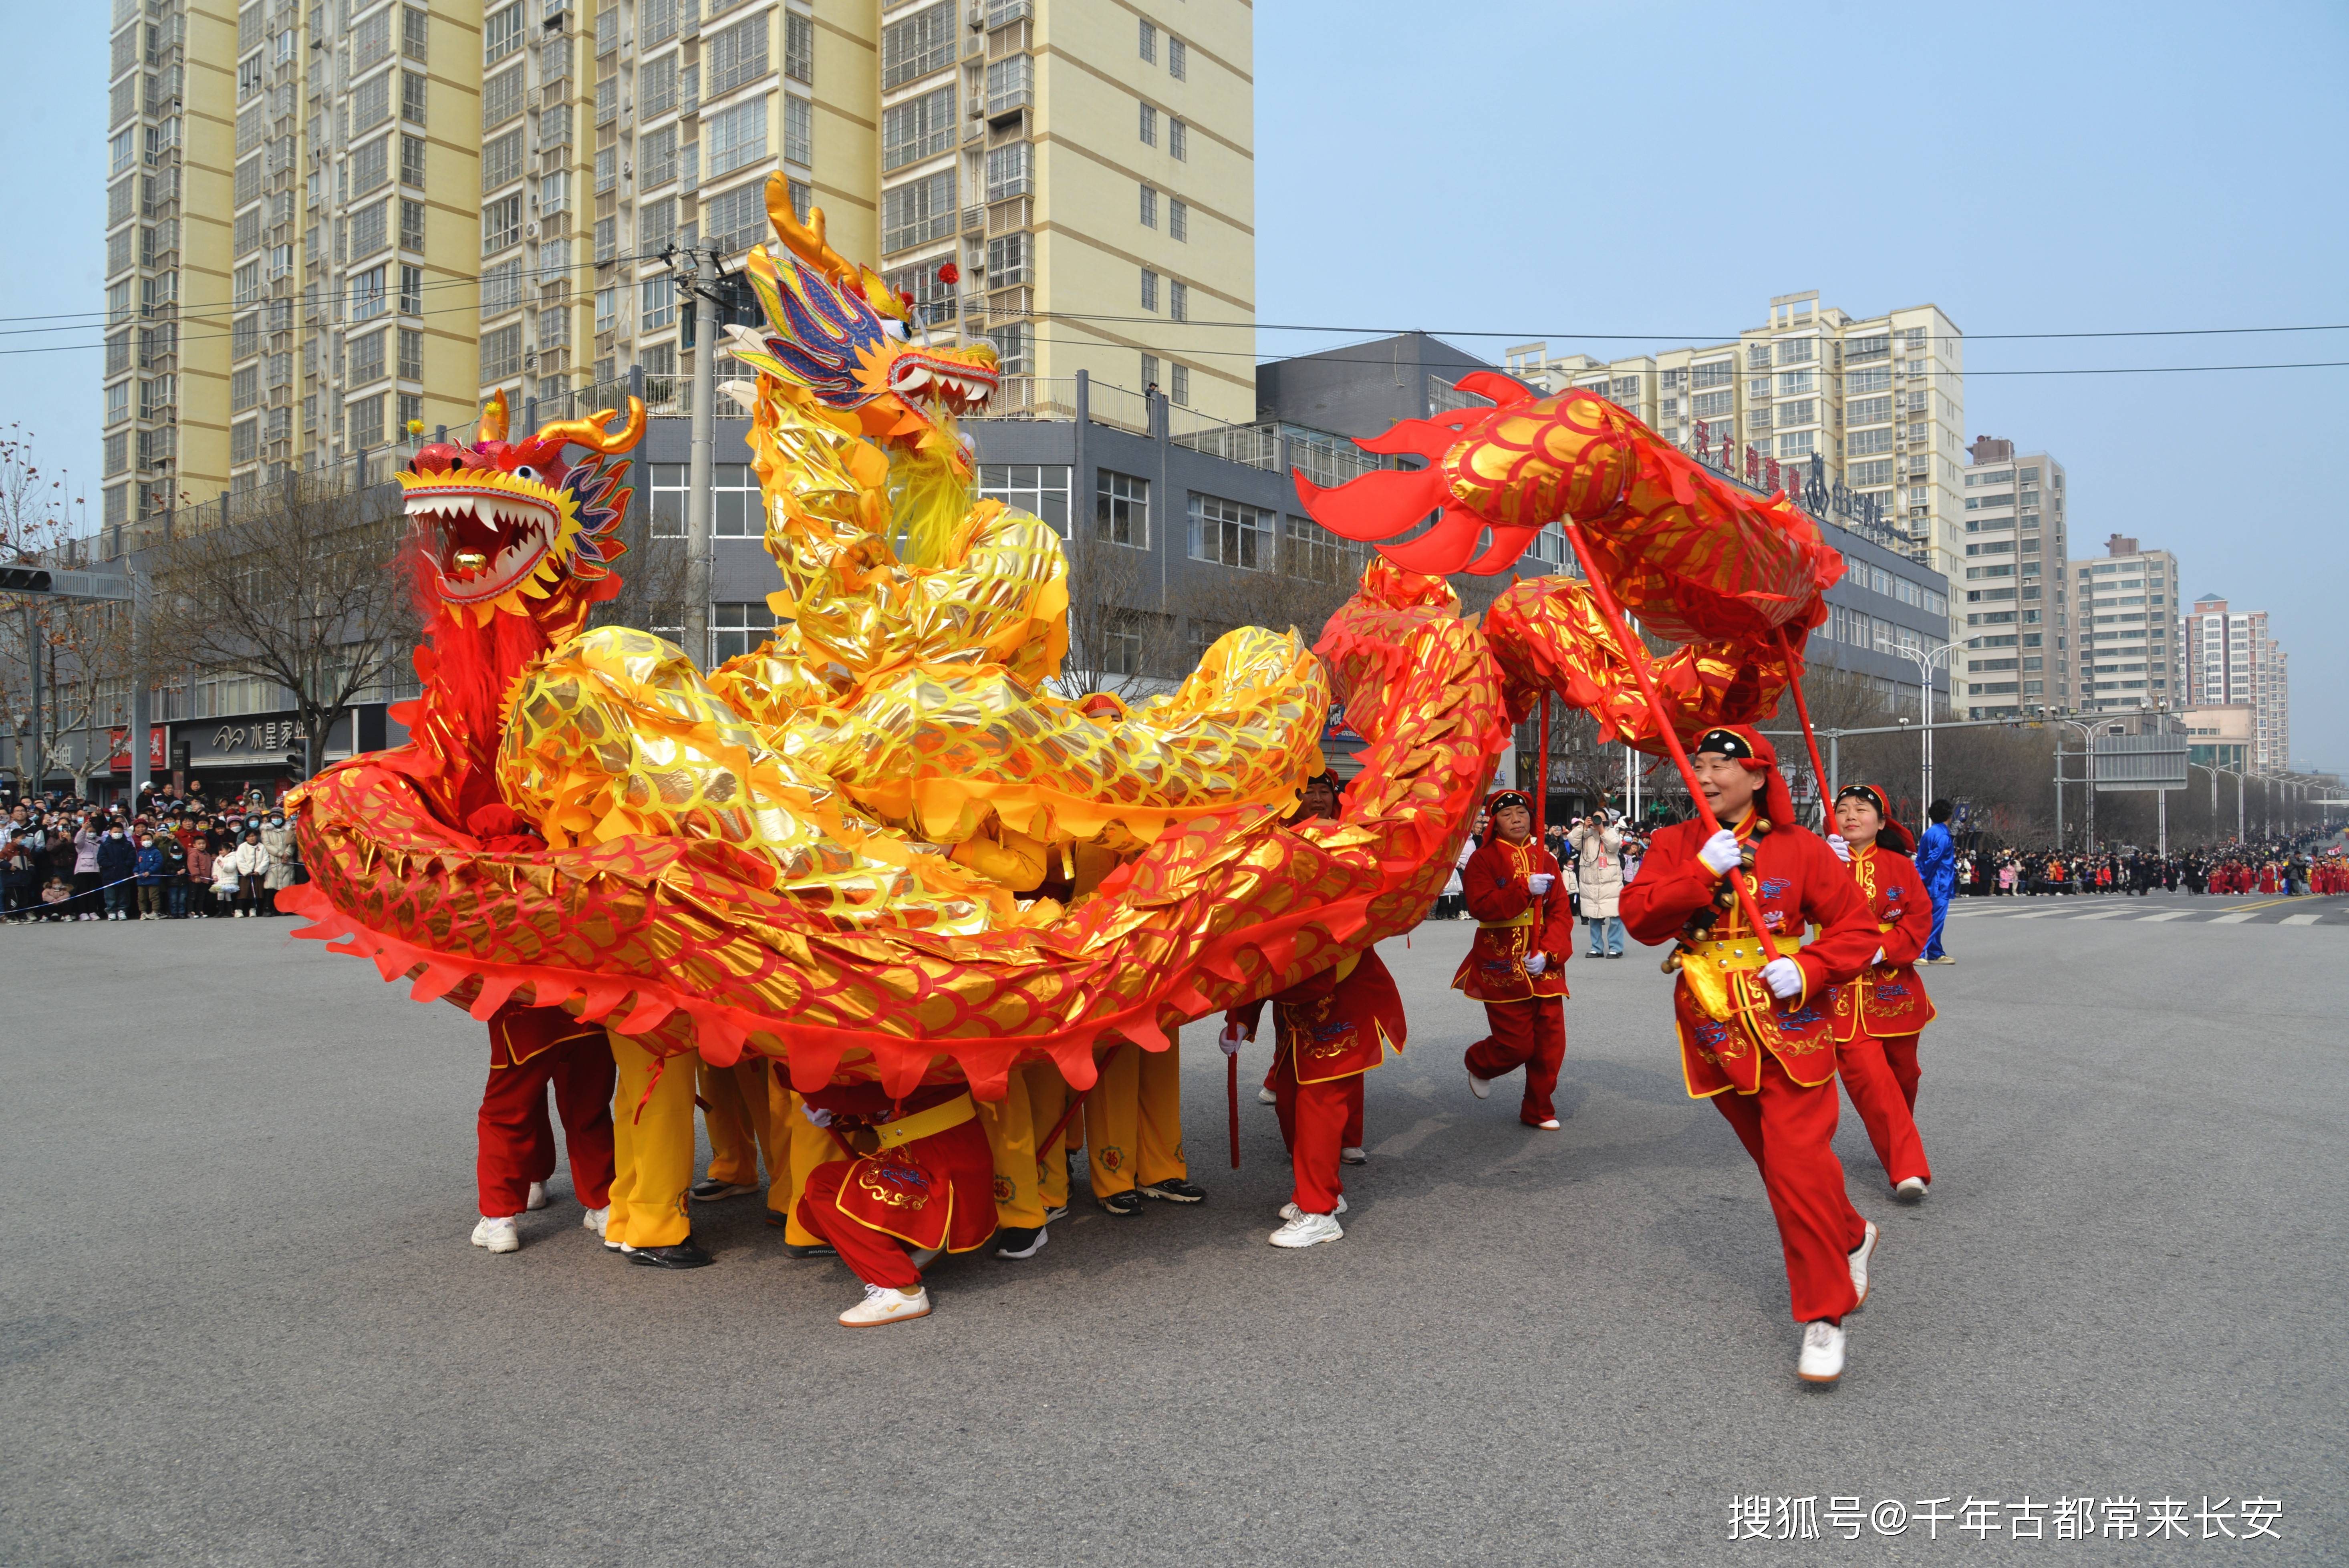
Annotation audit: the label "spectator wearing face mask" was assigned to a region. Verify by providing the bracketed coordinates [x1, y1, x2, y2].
[160, 832, 191, 918]
[97, 825, 138, 920]
[225, 830, 271, 917]
[133, 832, 169, 919]
[73, 817, 105, 920]
[184, 831, 216, 918]
[259, 809, 298, 915]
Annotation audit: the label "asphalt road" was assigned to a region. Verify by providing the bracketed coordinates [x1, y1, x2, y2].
[3, 903, 2343, 1566]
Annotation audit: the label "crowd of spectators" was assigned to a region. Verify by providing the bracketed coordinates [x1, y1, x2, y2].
[1955, 835, 2342, 898]
[1433, 806, 1653, 958]
[0, 780, 301, 922]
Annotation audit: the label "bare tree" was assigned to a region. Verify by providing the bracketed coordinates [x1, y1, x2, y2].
[0, 428, 120, 794]
[1058, 528, 1185, 702]
[142, 474, 420, 779]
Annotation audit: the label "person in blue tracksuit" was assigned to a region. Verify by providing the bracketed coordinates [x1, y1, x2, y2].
[1914, 799, 1958, 964]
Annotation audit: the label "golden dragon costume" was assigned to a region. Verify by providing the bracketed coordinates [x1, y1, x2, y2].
[286, 176, 1837, 1100]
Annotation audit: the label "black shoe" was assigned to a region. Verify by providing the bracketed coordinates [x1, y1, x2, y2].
[625, 1240, 715, 1269]
[1042, 1204, 1070, 1224]
[1098, 1189, 1145, 1218]
[1606, 951, 1623, 959]
[995, 1225, 1049, 1258]
[688, 1178, 759, 1202]
[1140, 1178, 1207, 1204]
[783, 1242, 838, 1259]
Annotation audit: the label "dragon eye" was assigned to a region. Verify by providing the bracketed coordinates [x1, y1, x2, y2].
[881, 318, 910, 342]
[513, 465, 538, 481]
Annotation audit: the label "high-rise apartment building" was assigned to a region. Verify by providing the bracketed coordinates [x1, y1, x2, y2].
[2186, 593, 2289, 771]
[101, 0, 1257, 528]
[2066, 533, 2183, 717]
[1957, 437, 2069, 718]
[100, 0, 488, 525]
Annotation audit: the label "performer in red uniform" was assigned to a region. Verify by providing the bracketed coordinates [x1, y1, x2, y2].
[1220, 773, 1406, 1248]
[794, 1078, 999, 1326]
[1454, 789, 1574, 1127]
[1620, 726, 1882, 1384]
[470, 1002, 616, 1254]
[1827, 785, 1936, 1202]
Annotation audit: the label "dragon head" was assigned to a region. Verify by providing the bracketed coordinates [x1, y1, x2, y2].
[727, 173, 999, 479]
[400, 393, 646, 625]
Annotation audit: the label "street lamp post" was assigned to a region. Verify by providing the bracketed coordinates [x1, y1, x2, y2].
[1898, 640, 1961, 817]
[2050, 717, 2096, 851]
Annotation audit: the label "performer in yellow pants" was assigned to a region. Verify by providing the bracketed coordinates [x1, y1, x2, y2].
[693, 1058, 775, 1201]
[766, 1069, 847, 1256]
[982, 1061, 1074, 1257]
[606, 1030, 712, 1268]
[1084, 1040, 1205, 1216]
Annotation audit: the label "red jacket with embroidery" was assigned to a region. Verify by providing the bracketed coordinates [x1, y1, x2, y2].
[1226, 947, 1404, 1083]
[1829, 843, 1938, 1044]
[1620, 811, 1877, 1096]
[1451, 834, 1573, 1002]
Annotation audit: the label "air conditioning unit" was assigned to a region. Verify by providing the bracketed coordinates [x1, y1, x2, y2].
[525, 220, 540, 238]
[969, 7, 986, 29]
[968, 102, 985, 119]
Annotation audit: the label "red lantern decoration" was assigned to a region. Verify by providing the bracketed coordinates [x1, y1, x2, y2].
[937, 261, 961, 286]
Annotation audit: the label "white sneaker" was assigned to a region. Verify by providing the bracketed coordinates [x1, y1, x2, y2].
[1340, 1146, 1367, 1164]
[1894, 1176, 1928, 1203]
[1257, 1085, 1278, 1105]
[1469, 1072, 1491, 1100]
[1277, 1194, 1348, 1221]
[1848, 1220, 1880, 1308]
[1269, 1211, 1344, 1248]
[470, 1215, 520, 1254]
[525, 1181, 548, 1211]
[838, 1284, 931, 1327]
[1533, 1118, 1561, 1130]
[1797, 1319, 1845, 1383]
[582, 1206, 608, 1237]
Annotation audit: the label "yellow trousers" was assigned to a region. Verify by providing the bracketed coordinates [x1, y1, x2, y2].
[765, 1071, 844, 1246]
[608, 1032, 697, 1249]
[981, 1061, 1074, 1228]
[1085, 1041, 1185, 1195]
[698, 1057, 776, 1188]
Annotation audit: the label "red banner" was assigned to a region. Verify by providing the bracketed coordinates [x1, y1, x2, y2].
[108, 725, 167, 773]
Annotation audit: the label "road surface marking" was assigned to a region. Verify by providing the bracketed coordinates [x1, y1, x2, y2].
[2072, 910, 2134, 921]
[2136, 911, 2193, 922]
[2208, 912, 2259, 924]
[2281, 913, 2324, 926]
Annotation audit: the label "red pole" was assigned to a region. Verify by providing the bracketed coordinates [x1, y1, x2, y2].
[1562, 523, 1782, 961]
[1774, 627, 1831, 830]
[1535, 692, 1551, 839]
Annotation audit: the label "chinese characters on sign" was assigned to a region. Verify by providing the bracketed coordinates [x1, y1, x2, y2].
[1687, 419, 1888, 534]
[1729, 1493, 2281, 1542]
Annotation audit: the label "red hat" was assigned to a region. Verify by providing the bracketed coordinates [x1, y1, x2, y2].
[1692, 724, 1797, 829]
[1834, 783, 1914, 856]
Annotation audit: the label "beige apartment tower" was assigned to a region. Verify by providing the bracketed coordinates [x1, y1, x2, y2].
[1957, 437, 2069, 719]
[2185, 593, 2289, 771]
[2066, 533, 2184, 717]
[103, 0, 1258, 527]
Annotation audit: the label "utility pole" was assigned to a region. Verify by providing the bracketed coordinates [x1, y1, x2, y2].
[670, 244, 720, 670]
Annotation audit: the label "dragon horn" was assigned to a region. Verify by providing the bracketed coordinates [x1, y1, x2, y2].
[535, 398, 647, 455]
[765, 175, 855, 285]
[478, 389, 509, 443]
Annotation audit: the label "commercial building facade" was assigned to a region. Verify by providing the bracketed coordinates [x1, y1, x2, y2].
[2185, 594, 2289, 771]
[2066, 533, 2182, 717]
[1957, 437, 2070, 719]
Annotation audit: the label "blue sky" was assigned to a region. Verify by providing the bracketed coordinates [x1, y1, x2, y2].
[8, 1, 2342, 765]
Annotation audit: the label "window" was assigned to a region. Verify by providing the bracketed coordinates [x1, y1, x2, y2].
[880, 2, 953, 90]
[987, 323, 1030, 375]
[481, 194, 523, 255]
[785, 95, 814, 167]
[1776, 338, 1815, 366]
[398, 327, 423, 380]
[977, 463, 1070, 533]
[985, 141, 1029, 201]
[351, 264, 389, 322]
[1775, 431, 1813, 459]
[480, 258, 523, 317]
[401, 134, 427, 189]
[1774, 399, 1815, 427]
[708, 14, 770, 95]
[985, 54, 1032, 113]
[1139, 102, 1156, 146]
[347, 393, 387, 449]
[232, 366, 260, 413]
[481, 129, 524, 191]
[106, 380, 130, 426]
[1848, 395, 1892, 425]
[352, 70, 393, 135]
[1847, 366, 1892, 394]
[882, 85, 954, 170]
[398, 68, 425, 128]
[703, 180, 768, 255]
[398, 264, 423, 316]
[1171, 363, 1189, 405]
[1691, 390, 1733, 419]
[479, 323, 522, 381]
[1138, 18, 1156, 62]
[1096, 471, 1148, 547]
[349, 328, 387, 385]
[1168, 36, 1187, 80]
[1140, 268, 1158, 312]
[111, 128, 135, 177]
[482, 66, 524, 130]
[639, 195, 676, 252]
[351, 136, 391, 195]
[1168, 198, 1187, 242]
[484, 2, 522, 64]
[1139, 184, 1157, 228]
[882, 170, 955, 252]
[231, 419, 258, 465]
[1189, 493, 1272, 570]
[349, 200, 388, 261]
[986, 231, 1028, 286]
[705, 97, 770, 179]
[785, 11, 814, 84]
[1169, 280, 1189, 322]
[1849, 459, 1894, 487]
[1747, 344, 1771, 369]
[1140, 353, 1158, 390]
[641, 276, 677, 332]
[711, 601, 776, 664]
[641, 54, 679, 119]
[1848, 428, 1893, 457]
[1169, 119, 1188, 161]
[402, 6, 429, 61]
[1692, 362, 1734, 392]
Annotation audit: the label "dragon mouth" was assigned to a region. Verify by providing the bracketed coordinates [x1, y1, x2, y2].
[888, 350, 998, 417]
[408, 484, 560, 604]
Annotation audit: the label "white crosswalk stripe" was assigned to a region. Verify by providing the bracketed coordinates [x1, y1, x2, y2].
[2282, 913, 2323, 926]
[2208, 912, 2259, 924]
[2071, 910, 2133, 921]
[1936, 899, 2341, 927]
[2137, 911, 2193, 922]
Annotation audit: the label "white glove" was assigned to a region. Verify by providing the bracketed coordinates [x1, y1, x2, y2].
[1698, 828, 1743, 875]
[1759, 956, 1803, 1000]
[801, 1104, 834, 1129]
[1524, 952, 1547, 976]
[1525, 872, 1555, 896]
[1217, 1023, 1249, 1057]
[1828, 833, 1851, 864]
[1871, 946, 1886, 966]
